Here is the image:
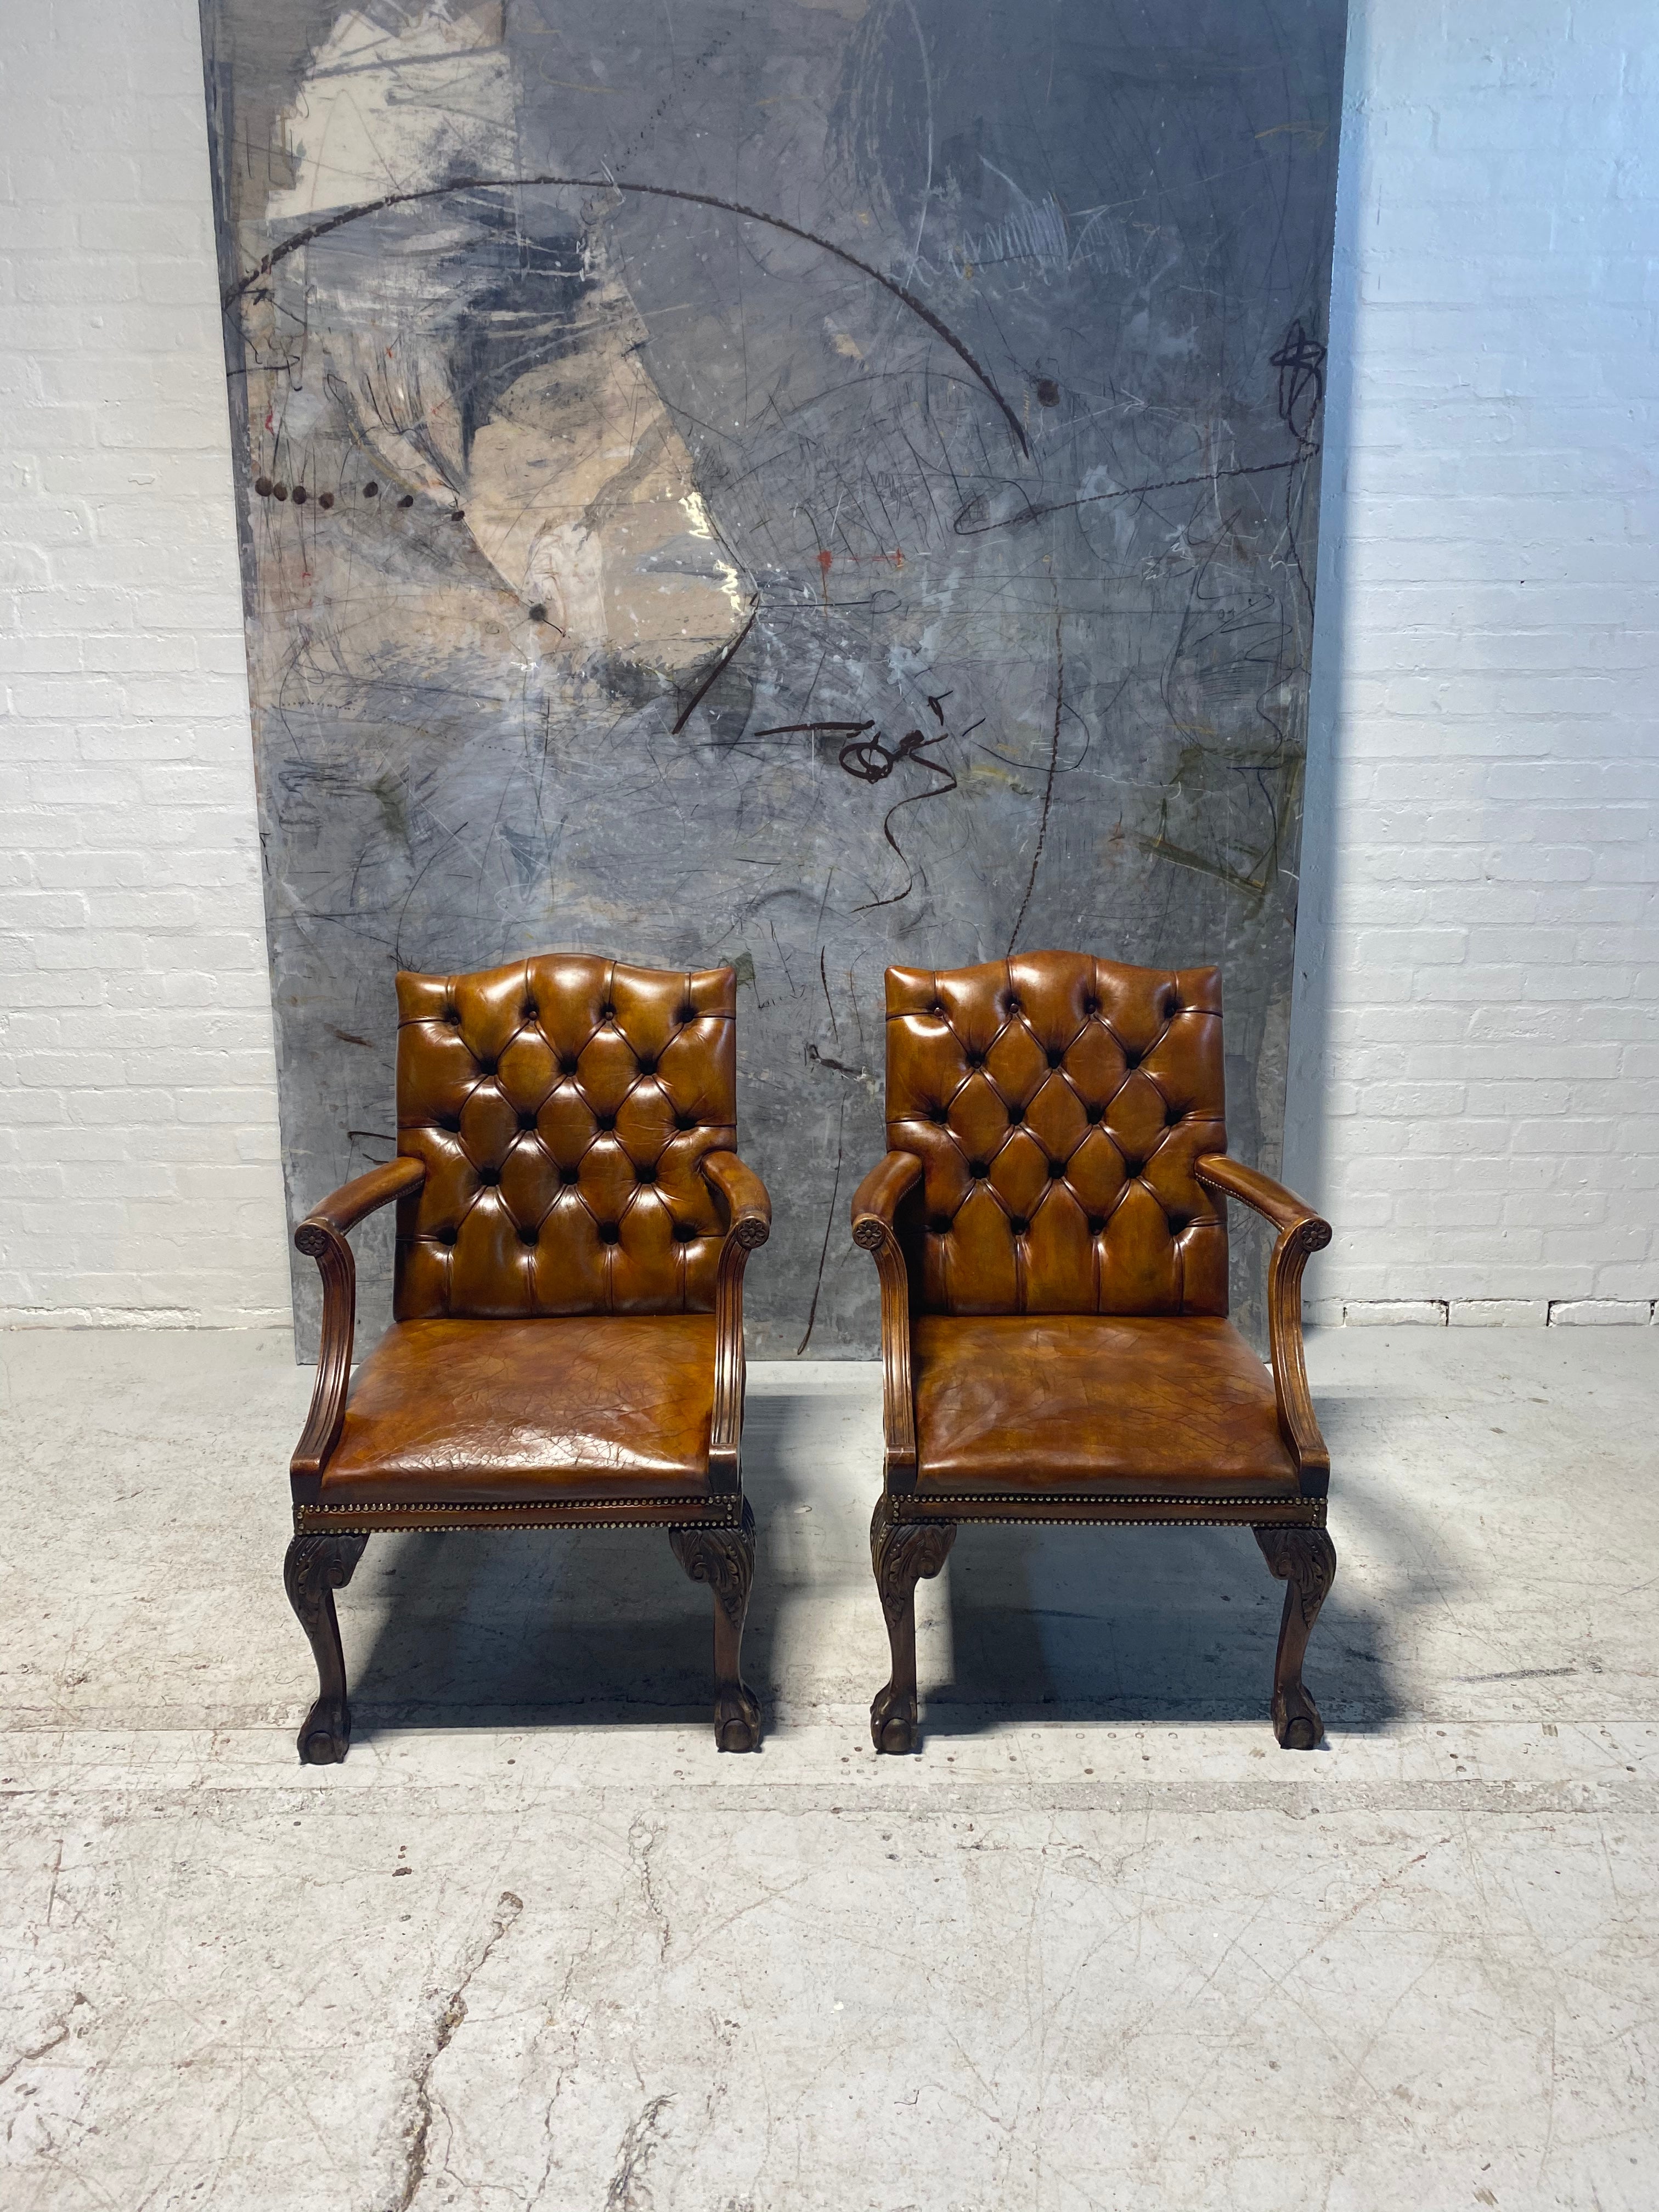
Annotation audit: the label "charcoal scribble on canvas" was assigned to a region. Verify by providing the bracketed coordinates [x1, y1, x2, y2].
[199, 0, 1347, 1355]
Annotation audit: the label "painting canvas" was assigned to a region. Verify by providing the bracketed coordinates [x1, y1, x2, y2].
[199, 0, 1347, 1354]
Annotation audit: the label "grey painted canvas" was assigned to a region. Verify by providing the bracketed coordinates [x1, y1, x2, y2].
[199, 0, 1347, 1356]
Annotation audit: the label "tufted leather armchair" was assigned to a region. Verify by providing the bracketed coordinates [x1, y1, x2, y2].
[850, 952, 1334, 1753]
[283, 954, 770, 1762]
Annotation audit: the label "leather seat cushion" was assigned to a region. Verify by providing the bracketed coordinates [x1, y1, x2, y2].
[912, 1313, 1298, 1497]
[321, 1314, 716, 1503]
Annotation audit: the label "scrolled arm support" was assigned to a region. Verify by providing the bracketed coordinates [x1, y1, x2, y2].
[701, 1149, 772, 1492]
[1195, 1154, 1331, 1494]
[290, 1157, 426, 1499]
[851, 1150, 924, 1486]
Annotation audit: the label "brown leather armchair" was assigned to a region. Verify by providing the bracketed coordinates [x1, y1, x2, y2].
[850, 953, 1334, 1753]
[284, 955, 770, 1762]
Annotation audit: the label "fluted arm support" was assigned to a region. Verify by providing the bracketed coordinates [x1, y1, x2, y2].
[701, 1149, 772, 1492]
[851, 1150, 924, 1487]
[290, 1156, 426, 1498]
[1195, 1154, 1332, 1493]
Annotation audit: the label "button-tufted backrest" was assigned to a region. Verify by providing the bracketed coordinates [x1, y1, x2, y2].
[393, 955, 737, 1319]
[885, 953, 1229, 1316]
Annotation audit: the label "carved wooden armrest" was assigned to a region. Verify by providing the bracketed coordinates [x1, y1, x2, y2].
[290, 1156, 426, 1495]
[851, 1150, 924, 1486]
[699, 1149, 772, 1492]
[1194, 1154, 1332, 1493]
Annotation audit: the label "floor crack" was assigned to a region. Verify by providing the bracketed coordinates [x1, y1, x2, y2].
[605, 2092, 674, 2212]
[388, 1889, 523, 2212]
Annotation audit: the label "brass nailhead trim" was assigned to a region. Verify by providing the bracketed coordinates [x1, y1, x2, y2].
[894, 1501, 1325, 1527]
[296, 1496, 738, 1533]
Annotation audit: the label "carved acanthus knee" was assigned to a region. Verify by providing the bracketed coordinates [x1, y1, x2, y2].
[283, 1530, 369, 1765]
[1254, 1524, 1336, 1750]
[870, 1498, 955, 1753]
[671, 1501, 760, 1751]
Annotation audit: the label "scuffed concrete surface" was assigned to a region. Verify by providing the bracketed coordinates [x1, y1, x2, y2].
[2, 1328, 1656, 2207]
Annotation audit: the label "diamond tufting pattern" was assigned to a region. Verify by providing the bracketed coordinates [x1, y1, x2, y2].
[393, 955, 736, 1318]
[885, 953, 1228, 1316]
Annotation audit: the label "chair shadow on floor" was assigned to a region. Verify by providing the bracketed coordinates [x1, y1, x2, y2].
[341, 1395, 819, 1741]
[337, 1385, 1434, 1743]
[926, 1389, 1437, 1737]
[343, 1522, 786, 1737]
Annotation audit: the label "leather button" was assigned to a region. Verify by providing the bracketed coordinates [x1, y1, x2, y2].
[674, 1221, 697, 1242]
[637, 1056, 657, 1075]
[1168, 1212, 1190, 1232]
[1046, 1049, 1063, 1068]
[597, 1222, 619, 1244]
[928, 1215, 952, 1235]
[1123, 1158, 1142, 1176]
[967, 1159, 988, 1178]
[600, 1002, 616, 1019]
[1085, 1103, 1103, 1124]
[478, 1166, 499, 1186]
[675, 1113, 698, 1131]
[930, 1106, 949, 1125]
[443, 1005, 459, 1025]
[1008, 1216, 1029, 1235]
[1087, 1215, 1106, 1235]
[1047, 1158, 1065, 1178]
[439, 1115, 461, 1133]
[518, 1111, 538, 1131]
[1006, 997, 1021, 1014]
[477, 1058, 497, 1078]
[1084, 997, 1099, 1016]
[518, 1224, 538, 1246]
[635, 1163, 656, 1184]
[930, 1001, 944, 1016]
[1166, 1104, 1183, 1126]
[1007, 1104, 1024, 1125]
[560, 1166, 579, 1186]
[677, 1002, 696, 1023]
[966, 1050, 984, 1068]
[559, 1055, 579, 1076]
[522, 1001, 538, 1019]
[595, 1114, 615, 1131]
[437, 1227, 457, 1246]
[1123, 1048, 1141, 1069]
[1165, 991, 1181, 1014]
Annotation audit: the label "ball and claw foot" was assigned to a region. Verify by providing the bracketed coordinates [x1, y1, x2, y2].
[870, 1683, 919, 1755]
[716, 1681, 763, 1753]
[298, 1693, 352, 1765]
[1272, 1682, 1323, 1752]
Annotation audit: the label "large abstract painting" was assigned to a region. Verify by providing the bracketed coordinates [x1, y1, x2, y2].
[200, 0, 1347, 1355]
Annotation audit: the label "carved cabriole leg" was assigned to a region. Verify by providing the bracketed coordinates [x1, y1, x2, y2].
[670, 1500, 761, 1752]
[283, 1531, 369, 1765]
[870, 1497, 956, 1753]
[1254, 1525, 1337, 1750]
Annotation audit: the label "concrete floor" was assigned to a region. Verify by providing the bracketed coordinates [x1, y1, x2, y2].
[2, 1327, 1656, 2210]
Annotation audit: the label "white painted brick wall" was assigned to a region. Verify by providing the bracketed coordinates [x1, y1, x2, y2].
[2, 0, 1655, 1331]
[1286, 0, 1659, 1328]
[0, 0, 290, 1327]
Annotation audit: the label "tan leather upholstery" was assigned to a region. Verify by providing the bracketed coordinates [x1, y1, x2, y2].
[852, 950, 1334, 1757]
[394, 955, 737, 1319]
[883, 954, 1227, 1316]
[285, 952, 772, 1759]
[911, 1314, 1298, 1497]
[321, 1315, 718, 1503]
